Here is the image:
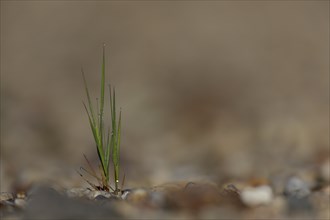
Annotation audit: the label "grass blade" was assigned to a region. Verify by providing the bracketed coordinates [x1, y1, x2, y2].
[81, 68, 96, 128]
[82, 70, 106, 179]
[105, 126, 111, 179]
[121, 172, 126, 190]
[99, 44, 106, 167]
[113, 109, 121, 191]
[83, 154, 102, 184]
[84, 102, 106, 174]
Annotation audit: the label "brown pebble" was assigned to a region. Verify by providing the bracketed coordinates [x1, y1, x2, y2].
[16, 192, 26, 199]
[0, 192, 14, 201]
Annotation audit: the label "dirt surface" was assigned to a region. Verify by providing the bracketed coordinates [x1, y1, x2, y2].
[1, 1, 329, 219]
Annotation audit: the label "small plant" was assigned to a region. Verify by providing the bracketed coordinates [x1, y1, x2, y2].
[80, 44, 123, 195]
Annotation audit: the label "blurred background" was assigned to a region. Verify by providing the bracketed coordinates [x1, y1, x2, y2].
[1, 1, 329, 192]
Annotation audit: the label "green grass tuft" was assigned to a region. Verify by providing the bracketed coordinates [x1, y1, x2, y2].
[81, 44, 122, 193]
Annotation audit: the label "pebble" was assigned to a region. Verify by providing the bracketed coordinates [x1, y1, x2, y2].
[124, 188, 167, 208]
[0, 193, 15, 208]
[0, 192, 14, 201]
[16, 192, 26, 199]
[284, 176, 310, 198]
[125, 188, 149, 204]
[14, 198, 26, 208]
[121, 189, 132, 200]
[283, 176, 314, 216]
[1, 192, 25, 212]
[90, 190, 112, 200]
[240, 185, 273, 207]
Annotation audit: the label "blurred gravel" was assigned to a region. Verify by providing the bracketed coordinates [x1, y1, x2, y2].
[1, 180, 329, 219]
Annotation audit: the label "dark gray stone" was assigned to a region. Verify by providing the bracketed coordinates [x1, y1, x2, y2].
[283, 177, 314, 216]
[23, 186, 121, 220]
[284, 176, 311, 198]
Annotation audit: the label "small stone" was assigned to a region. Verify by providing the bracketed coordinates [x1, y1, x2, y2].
[284, 176, 310, 198]
[90, 190, 112, 200]
[0, 192, 14, 201]
[14, 198, 26, 208]
[121, 189, 132, 200]
[125, 188, 149, 204]
[240, 185, 273, 207]
[16, 192, 26, 199]
[283, 176, 314, 216]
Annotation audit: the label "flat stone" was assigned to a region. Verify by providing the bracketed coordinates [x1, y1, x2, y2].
[23, 186, 122, 219]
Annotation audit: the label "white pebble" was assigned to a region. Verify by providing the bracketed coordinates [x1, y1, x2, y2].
[240, 185, 273, 207]
[90, 190, 112, 199]
[121, 189, 131, 200]
[14, 198, 26, 208]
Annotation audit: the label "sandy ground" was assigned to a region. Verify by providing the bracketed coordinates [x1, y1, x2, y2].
[0, 1, 329, 218]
